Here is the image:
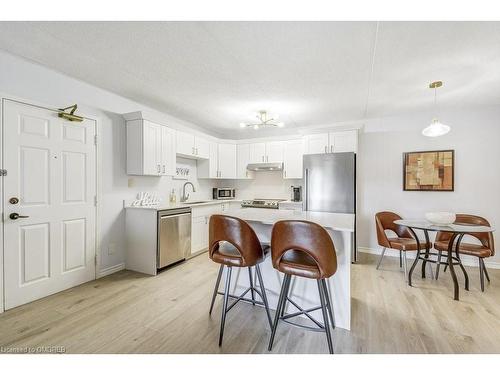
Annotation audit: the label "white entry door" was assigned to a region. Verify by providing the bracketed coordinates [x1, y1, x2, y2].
[2, 99, 97, 309]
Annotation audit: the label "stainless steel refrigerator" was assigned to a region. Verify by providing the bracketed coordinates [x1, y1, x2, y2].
[303, 152, 357, 261]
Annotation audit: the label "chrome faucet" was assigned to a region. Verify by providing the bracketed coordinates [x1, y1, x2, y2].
[181, 182, 196, 202]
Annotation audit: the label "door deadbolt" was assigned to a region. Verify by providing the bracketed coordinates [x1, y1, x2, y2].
[9, 197, 19, 204]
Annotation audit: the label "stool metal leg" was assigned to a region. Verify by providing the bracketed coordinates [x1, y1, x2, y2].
[321, 279, 336, 329]
[399, 250, 402, 268]
[248, 267, 256, 306]
[403, 251, 408, 282]
[255, 264, 273, 329]
[209, 265, 224, 315]
[376, 247, 386, 269]
[219, 266, 232, 346]
[318, 279, 334, 354]
[268, 274, 291, 351]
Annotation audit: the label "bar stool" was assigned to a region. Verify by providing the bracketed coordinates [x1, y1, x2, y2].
[208, 214, 273, 346]
[268, 220, 337, 354]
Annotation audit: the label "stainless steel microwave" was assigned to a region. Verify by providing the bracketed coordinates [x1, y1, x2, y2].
[213, 187, 235, 200]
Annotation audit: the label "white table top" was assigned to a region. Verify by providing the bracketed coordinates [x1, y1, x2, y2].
[223, 207, 355, 232]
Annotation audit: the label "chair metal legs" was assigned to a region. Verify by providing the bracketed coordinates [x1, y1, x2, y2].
[209, 265, 224, 315]
[402, 251, 408, 281]
[210, 263, 273, 346]
[479, 258, 490, 292]
[268, 274, 291, 351]
[268, 274, 335, 354]
[219, 266, 232, 346]
[376, 247, 386, 269]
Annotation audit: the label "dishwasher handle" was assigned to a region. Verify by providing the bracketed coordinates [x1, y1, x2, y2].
[160, 213, 191, 220]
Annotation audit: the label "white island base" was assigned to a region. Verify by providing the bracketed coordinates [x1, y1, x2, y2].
[219, 208, 353, 331]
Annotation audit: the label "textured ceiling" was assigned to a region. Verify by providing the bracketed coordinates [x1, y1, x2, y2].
[0, 21, 499, 138]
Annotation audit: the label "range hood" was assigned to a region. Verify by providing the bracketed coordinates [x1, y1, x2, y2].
[246, 162, 283, 171]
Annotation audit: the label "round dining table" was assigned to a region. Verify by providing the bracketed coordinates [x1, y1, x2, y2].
[393, 219, 495, 301]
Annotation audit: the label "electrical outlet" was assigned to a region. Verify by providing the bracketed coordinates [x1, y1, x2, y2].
[108, 243, 116, 255]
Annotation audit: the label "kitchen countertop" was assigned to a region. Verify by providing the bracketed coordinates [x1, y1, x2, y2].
[224, 207, 355, 232]
[125, 199, 242, 211]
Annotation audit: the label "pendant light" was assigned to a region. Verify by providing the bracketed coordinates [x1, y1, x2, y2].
[422, 81, 450, 137]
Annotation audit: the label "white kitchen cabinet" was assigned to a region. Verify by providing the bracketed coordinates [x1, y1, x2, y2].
[236, 144, 253, 179]
[191, 215, 209, 256]
[126, 119, 175, 176]
[197, 142, 237, 179]
[195, 137, 210, 159]
[305, 130, 358, 154]
[176, 130, 209, 159]
[248, 141, 284, 163]
[283, 139, 304, 179]
[218, 143, 237, 179]
[304, 133, 329, 155]
[265, 141, 284, 163]
[249, 142, 266, 163]
[329, 130, 358, 153]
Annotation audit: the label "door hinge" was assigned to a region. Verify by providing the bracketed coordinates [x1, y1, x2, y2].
[94, 195, 98, 206]
[0, 169, 7, 176]
[94, 134, 98, 146]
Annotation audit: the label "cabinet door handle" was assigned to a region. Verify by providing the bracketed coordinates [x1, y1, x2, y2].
[330, 145, 333, 153]
[157, 164, 161, 173]
[192, 147, 195, 155]
[162, 165, 166, 174]
[266, 156, 269, 162]
[284, 170, 287, 178]
[324, 146, 327, 153]
[195, 148, 198, 155]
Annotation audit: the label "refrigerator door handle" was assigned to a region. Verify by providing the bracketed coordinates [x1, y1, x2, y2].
[304, 168, 309, 211]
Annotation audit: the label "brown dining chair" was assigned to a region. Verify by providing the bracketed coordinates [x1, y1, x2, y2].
[434, 214, 494, 292]
[208, 214, 273, 346]
[375, 211, 433, 280]
[268, 220, 337, 354]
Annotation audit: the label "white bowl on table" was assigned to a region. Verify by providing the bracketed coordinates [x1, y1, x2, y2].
[425, 212, 456, 225]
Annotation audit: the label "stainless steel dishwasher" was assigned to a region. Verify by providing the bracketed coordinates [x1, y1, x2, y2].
[157, 207, 191, 269]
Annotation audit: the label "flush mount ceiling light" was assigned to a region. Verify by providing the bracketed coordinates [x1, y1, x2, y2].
[422, 81, 451, 137]
[239, 111, 285, 130]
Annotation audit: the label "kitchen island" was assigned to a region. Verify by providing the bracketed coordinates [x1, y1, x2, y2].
[221, 207, 354, 330]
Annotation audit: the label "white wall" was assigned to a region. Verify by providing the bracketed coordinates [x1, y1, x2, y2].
[0, 50, 215, 271]
[357, 107, 500, 266]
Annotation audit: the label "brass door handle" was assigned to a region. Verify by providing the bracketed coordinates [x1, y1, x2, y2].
[10, 213, 29, 220]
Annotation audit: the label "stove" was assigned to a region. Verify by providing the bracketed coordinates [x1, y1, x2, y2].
[241, 198, 286, 209]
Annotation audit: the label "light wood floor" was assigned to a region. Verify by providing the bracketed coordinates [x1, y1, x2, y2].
[1, 252, 499, 354]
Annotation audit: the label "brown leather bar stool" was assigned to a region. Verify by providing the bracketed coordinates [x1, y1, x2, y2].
[208, 214, 273, 346]
[268, 220, 337, 354]
[434, 214, 495, 291]
[375, 211, 433, 280]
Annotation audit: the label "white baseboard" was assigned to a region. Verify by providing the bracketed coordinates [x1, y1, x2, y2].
[98, 262, 125, 278]
[358, 246, 500, 269]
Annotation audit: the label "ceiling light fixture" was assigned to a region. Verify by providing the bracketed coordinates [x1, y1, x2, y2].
[239, 111, 285, 129]
[422, 81, 450, 137]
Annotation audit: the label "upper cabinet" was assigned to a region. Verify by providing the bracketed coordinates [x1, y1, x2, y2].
[198, 142, 237, 179]
[236, 144, 254, 179]
[283, 139, 304, 179]
[126, 119, 175, 176]
[304, 130, 358, 155]
[176, 130, 210, 159]
[248, 141, 284, 163]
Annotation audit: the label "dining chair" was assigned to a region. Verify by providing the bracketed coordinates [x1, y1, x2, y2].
[434, 214, 494, 292]
[375, 211, 433, 280]
[208, 214, 273, 346]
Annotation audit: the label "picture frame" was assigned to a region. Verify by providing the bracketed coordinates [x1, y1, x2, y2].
[403, 150, 454, 191]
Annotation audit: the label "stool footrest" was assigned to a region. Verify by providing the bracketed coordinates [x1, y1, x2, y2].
[217, 286, 265, 313]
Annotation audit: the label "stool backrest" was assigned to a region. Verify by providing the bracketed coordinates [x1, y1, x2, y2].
[375, 211, 412, 248]
[209, 214, 264, 266]
[435, 214, 495, 256]
[271, 220, 337, 279]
